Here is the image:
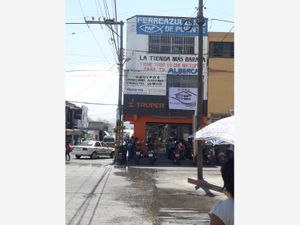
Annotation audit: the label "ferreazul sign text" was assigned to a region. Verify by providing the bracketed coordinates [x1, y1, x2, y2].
[136, 16, 208, 36]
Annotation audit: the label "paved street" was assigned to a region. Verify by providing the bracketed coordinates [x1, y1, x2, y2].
[66, 156, 226, 225]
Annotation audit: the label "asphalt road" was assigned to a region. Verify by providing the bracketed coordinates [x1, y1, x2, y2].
[65, 156, 226, 225]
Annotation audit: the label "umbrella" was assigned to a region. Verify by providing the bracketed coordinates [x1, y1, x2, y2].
[195, 116, 234, 145]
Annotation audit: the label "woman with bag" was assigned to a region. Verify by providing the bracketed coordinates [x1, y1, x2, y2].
[65, 141, 73, 161]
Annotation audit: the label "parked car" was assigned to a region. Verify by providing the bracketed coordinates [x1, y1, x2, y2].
[72, 140, 115, 159]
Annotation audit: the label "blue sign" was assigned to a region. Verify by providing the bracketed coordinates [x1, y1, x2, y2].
[136, 16, 208, 36]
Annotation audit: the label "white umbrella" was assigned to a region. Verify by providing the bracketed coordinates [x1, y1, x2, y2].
[195, 116, 234, 145]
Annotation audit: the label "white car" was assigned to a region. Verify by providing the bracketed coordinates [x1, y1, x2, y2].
[72, 140, 115, 159]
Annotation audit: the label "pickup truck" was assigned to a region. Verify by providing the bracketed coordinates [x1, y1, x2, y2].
[72, 140, 115, 159]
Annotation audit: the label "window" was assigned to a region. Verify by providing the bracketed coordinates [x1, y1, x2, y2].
[80, 141, 93, 146]
[209, 42, 234, 58]
[167, 75, 198, 88]
[103, 137, 115, 143]
[149, 35, 194, 54]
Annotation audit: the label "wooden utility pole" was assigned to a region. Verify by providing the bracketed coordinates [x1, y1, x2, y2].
[193, 0, 204, 180]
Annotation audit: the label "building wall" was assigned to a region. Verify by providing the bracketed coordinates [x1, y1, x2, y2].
[207, 32, 234, 118]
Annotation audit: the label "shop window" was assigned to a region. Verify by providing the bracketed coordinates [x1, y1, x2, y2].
[209, 42, 234, 58]
[149, 35, 194, 54]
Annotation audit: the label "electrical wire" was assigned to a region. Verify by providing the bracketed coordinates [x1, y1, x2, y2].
[66, 53, 110, 59]
[95, 0, 119, 64]
[209, 18, 234, 23]
[220, 25, 234, 42]
[67, 100, 117, 106]
[113, 0, 120, 50]
[67, 63, 118, 100]
[66, 60, 113, 65]
[68, 78, 102, 100]
[95, 0, 119, 63]
[77, 0, 112, 66]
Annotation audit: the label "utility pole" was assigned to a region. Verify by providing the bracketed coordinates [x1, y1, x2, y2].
[193, 0, 204, 180]
[66, 18, 124, 161]
[116, 21, 124, 151]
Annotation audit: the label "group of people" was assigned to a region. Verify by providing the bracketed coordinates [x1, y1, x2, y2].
[124, 135, 140, 160]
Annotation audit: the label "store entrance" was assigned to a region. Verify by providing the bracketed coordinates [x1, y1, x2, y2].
[146, 122, 192, 154]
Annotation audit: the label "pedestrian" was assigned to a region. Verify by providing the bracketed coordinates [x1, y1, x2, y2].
[65, 141, 73, 161]
[128, 135, 135, 160]
[165, 138, 172, 159]
[209, 157, 234, 225]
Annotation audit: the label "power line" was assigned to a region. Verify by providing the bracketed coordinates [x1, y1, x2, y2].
[68, 78, 101, 100]
[66, 53, 109, 58]
[220, 25, 234, 42]
[66, 61, 114, 65]
[209, 18, 234, 23]
[95, 0, 119, 63]
[65, 63, 117, 73]
[76, 0, 113, 66]
[113, 0, 119, 50]
[68, 100, 117, 106]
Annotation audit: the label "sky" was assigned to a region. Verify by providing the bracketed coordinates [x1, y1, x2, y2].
[65, 0, 234, 126]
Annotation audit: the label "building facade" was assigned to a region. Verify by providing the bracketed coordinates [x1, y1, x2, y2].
[123, 15, 209, 152]
[207, 32, 234, 122]
[65, 101, 89, 144]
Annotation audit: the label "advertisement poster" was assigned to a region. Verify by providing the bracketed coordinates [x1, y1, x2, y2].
[169, 87, 197, 110]
[124, 72, 166, 96]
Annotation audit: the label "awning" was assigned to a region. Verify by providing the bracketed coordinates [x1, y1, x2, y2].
[66, 129, 81, 135]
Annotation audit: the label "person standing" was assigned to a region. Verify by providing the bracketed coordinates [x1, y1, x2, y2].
[127, 136, 135, 161]
[65, 141, 73, 161]
[209, 157, 234, 225]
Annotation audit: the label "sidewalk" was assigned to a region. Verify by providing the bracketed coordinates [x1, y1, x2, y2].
[122, 152, 224, 194]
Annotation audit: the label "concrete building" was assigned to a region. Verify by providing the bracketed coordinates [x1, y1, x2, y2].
[65, 101, 89, 144]
[122, 15, 234, 154]
[207, 32, 234, 122]
[123, 15, 209, 153]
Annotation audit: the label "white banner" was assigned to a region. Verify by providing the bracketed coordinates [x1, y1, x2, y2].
[169, 87, 197, 110]
[124, 72, 166, 96]
[127, 53, 208, 76]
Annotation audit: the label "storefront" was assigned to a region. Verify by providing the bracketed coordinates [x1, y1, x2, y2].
[65, 129, 82, 145]
[146, 122, 192, 153]
[124, 113, 199, 153]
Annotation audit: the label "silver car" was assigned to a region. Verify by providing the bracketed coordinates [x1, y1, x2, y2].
[72, 140, 115, 159]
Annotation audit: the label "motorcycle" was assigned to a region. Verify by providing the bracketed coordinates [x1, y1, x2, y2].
[146, 143, 156, 165]
[134, 141, 142, 164]
[148, 149, 156, 165]
[172, 141, 184, 165]
[117, 145, 127, 165]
